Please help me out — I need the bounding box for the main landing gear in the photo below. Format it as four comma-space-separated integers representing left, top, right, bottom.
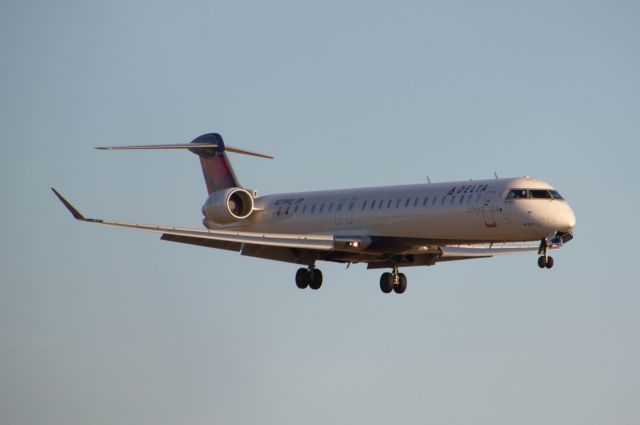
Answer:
537, 239, 554, 269
295, 266, 323, 290
380, 265, 407, 294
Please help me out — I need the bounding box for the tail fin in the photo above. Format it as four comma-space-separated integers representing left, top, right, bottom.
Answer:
96, 133, 273, 195
190, 133, 241, 194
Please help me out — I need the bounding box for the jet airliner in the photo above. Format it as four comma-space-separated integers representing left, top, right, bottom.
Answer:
53, 133, 576, 294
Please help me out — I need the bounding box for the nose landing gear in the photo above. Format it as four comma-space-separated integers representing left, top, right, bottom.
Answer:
537, 255, 554, 269
537, 239, 554, 269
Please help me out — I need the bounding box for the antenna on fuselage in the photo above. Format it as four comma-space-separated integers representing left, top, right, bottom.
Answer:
493, 171, 499, 179
427, 176, 431, 184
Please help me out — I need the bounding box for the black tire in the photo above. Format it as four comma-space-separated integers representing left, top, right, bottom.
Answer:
394, 273, 407, 294
538, 256, 547, 269
545, 256, 554, 269
380, 272, 393, 293
309, 268, 323, 290
295, 268, 310, 289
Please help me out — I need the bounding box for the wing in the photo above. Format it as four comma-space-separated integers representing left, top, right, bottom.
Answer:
52, 188, 339, 251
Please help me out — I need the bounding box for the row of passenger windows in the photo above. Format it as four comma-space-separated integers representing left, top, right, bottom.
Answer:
270, 193, 486, 217
506, 189, 564, 200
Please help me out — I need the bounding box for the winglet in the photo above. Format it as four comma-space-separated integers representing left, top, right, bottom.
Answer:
51, 188, 86, 221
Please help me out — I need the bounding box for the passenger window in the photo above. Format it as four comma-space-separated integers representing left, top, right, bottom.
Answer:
337, 204, 343, 212
432, 197, 438, 206
387, 199, 392, 208
460, 195, 465, 204
396, 199, 401, 208
311, 204, 316, 213
362, 201, 367, 210
328, 203, 334, 212
302, 205, 308, 213
370, 201, 375, 210
294, 205, 299, 213
475, 193, 482, 203
319, 204, 325, 213
441, 197, 446, 205
423, 197, 429, 206
349, 203, 354, 210
450, 196, 456, 205
378, 200, 384, 209
414, 198, 419, 207
405, 198, 410, 207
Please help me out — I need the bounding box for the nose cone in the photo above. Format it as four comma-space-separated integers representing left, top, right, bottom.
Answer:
557, 205, 576, 232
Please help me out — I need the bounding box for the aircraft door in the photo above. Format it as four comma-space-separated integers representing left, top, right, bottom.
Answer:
346, 197, 357, 224
335, 198, 357, 225
481, 191, 497, 228
335, 199, 346, 225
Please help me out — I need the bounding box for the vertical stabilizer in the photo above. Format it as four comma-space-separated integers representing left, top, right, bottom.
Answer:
189, 133, 240, 194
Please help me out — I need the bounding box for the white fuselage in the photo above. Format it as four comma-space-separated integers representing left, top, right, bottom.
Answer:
211, 176, 576, 244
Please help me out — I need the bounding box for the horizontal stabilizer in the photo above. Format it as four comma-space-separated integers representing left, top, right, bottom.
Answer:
96, 143, 218, 150
95, 143, 273, 159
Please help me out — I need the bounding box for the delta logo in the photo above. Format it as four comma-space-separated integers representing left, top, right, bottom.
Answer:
447, 184, 489, 196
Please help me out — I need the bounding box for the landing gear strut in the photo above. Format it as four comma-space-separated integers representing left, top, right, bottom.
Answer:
295, 266, 323, 290
537, 239, 554, 269
380, 265, 407, 294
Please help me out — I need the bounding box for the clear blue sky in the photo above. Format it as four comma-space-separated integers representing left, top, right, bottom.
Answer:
1, 1, 639, 424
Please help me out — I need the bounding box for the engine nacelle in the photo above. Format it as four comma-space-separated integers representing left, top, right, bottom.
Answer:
202, 187, 255, 225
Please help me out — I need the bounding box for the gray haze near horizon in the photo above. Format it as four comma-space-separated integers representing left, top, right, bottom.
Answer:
1, 1, 639, 424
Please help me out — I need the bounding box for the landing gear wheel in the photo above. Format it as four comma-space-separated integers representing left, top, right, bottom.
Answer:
538, 256, 547, 269
295, 268, 310, 289
309, 268, 323, 290
394, 273, 407, 294
538, 256, 555, 269
545, 256, 554, 269
380, 272, 393, 293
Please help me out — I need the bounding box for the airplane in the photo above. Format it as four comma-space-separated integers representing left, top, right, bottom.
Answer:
53, 133, 576, 294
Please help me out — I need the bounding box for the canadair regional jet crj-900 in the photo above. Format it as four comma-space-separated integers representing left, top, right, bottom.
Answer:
53, 133, 576, 294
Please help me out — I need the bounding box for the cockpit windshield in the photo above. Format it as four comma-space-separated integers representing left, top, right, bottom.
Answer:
506, 189, 563, 200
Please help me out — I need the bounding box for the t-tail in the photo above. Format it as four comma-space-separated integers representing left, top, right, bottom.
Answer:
96, 133, 273, 194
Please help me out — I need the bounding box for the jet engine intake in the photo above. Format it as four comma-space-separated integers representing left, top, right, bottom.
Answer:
202, 187, 254, 225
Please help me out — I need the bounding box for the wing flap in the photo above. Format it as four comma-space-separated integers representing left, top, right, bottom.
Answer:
440, 244, 540, 258
160, 234, 242, 252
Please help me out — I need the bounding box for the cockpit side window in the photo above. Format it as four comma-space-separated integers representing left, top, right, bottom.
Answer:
549, 190, 564, 200
507, 189, 529, 199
